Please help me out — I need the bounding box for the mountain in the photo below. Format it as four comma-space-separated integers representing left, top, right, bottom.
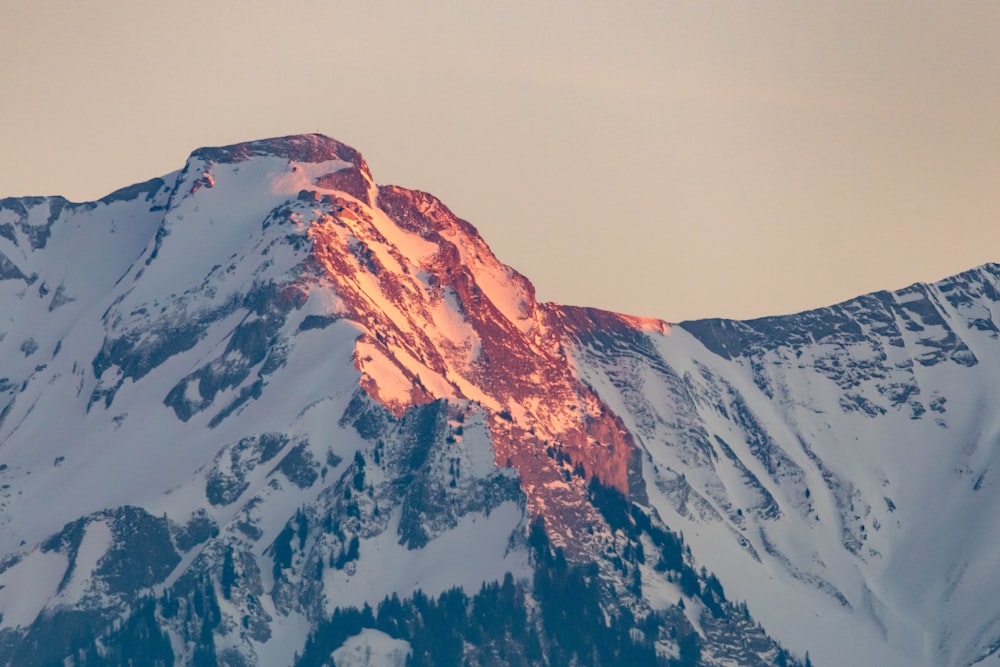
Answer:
0, 134, 995, 666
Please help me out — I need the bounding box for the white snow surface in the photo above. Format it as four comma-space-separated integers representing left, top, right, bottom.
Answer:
0, 549, 67, 630
322, 501, 529, 613
331, 628, 411, 667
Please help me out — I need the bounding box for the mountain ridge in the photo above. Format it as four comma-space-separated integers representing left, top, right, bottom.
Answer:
1, 134, 998, 666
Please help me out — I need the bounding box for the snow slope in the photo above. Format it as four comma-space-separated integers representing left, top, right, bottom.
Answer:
567, 267, 1000, 666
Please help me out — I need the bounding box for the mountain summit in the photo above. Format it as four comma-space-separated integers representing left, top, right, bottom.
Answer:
1, 135, 999, 666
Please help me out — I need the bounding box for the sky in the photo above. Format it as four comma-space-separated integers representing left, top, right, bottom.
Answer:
3, 1, 1000, 322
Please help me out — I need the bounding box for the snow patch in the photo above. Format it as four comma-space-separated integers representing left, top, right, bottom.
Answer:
56, 519, 112, 606
331, 628, 411, 667
322, 501, 529, 613
0, 549, 68, 629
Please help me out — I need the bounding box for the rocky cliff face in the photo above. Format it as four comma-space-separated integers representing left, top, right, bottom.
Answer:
1, 134, 995, 666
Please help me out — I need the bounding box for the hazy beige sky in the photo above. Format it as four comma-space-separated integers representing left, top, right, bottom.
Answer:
3, 1, 1000, 322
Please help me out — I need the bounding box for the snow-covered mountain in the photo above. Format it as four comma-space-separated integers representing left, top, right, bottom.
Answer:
0, 134, 995, 666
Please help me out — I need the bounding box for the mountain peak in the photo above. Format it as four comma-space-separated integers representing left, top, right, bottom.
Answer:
34, 133, 644, 551
190, 133, 367, 168
174, 133, 375, 206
